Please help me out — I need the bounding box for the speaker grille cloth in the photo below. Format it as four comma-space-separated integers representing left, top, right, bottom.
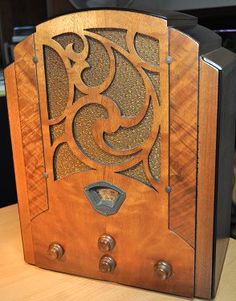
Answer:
44, 29, 161, 184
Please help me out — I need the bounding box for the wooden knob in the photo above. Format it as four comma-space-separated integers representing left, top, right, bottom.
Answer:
98, 234, 115, 252
99, 256, 116, 273
48, 243, 64, 260
154, 261, 172, 280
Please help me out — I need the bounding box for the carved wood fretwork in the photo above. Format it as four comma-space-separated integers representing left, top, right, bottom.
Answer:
39, 18, 163, 191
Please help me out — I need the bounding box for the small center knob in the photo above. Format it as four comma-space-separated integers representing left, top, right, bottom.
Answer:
99, 255, 116, 273
48, 243, 64, 260
154, 261, 172, 280
98, 234, 115, 252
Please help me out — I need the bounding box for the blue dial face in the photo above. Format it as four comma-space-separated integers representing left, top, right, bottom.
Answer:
85, 181, 126, 216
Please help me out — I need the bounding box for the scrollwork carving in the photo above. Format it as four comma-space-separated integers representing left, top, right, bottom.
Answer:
43, 28, 162, 190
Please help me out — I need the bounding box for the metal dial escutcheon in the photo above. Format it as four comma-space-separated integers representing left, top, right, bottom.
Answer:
154, 261, 172, 280
98, 234, 115, 252
99, 255, 116, 273
48, 243, 64, 260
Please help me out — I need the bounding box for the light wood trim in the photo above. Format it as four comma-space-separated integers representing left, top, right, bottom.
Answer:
4, 64, 35, 264
195, 58, 219, 298
35, 10, 168, 180
14, 35, 48, 220
1, 204, 236, 301
31, 11, 194, 297
4, 11, 197, 296
169, 28, 198, 247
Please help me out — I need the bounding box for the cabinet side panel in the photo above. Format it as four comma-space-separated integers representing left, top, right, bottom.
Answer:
212, 50, 236, 298
195, 59, 219, 299
14, 35, 48, 220
199, 48, 236, 298
169, 28, 198, 247
4, 64, 35, 264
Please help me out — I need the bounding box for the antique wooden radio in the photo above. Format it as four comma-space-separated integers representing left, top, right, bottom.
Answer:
4, 3, 236, 299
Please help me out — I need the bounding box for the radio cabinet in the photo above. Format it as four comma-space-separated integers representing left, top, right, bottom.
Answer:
4, 6, 236, 299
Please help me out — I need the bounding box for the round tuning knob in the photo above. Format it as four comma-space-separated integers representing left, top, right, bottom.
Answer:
98, 234, 115, 252
48, 243, 64, 260
154, 261, 172, 280
99, 255, 116, 273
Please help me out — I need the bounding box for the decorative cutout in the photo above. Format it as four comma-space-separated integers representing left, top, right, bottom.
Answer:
149, 132, 161, 181
87, 28, 128, 51
44, 46, 69, 119
73, 103, 134, 164
103, 50, 146, 117
119, 161, 152, 187
82, 37, 110, 87
134, 33, 159, 66
104, 102, 153, 151
85, 181, 126, 216
53, 32, 84, 53
50, 119, 65, 144
43, 28, 162, 187
145, 70, 161, 104
73, 86, 86, 103
54, 143, 91, 180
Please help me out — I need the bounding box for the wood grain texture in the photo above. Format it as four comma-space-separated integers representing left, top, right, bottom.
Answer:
32, 11, 194, 297
4, 64, 35, 264
4, 10, 201, 298
1, 204, 236, 301
14, 35, 48, 219
35, 10, 168, 211
169, 28, 198, 248
195, 58, 219, 299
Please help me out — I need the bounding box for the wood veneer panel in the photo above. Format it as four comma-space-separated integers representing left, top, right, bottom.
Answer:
195, 58, 219, 299
4, 64, 35, 264
169, 28, 198, 247
14, 35, 48, 219
31, 11, 194, 297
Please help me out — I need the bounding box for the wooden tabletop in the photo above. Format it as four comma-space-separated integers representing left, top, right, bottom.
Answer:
0, 204, 235, 301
